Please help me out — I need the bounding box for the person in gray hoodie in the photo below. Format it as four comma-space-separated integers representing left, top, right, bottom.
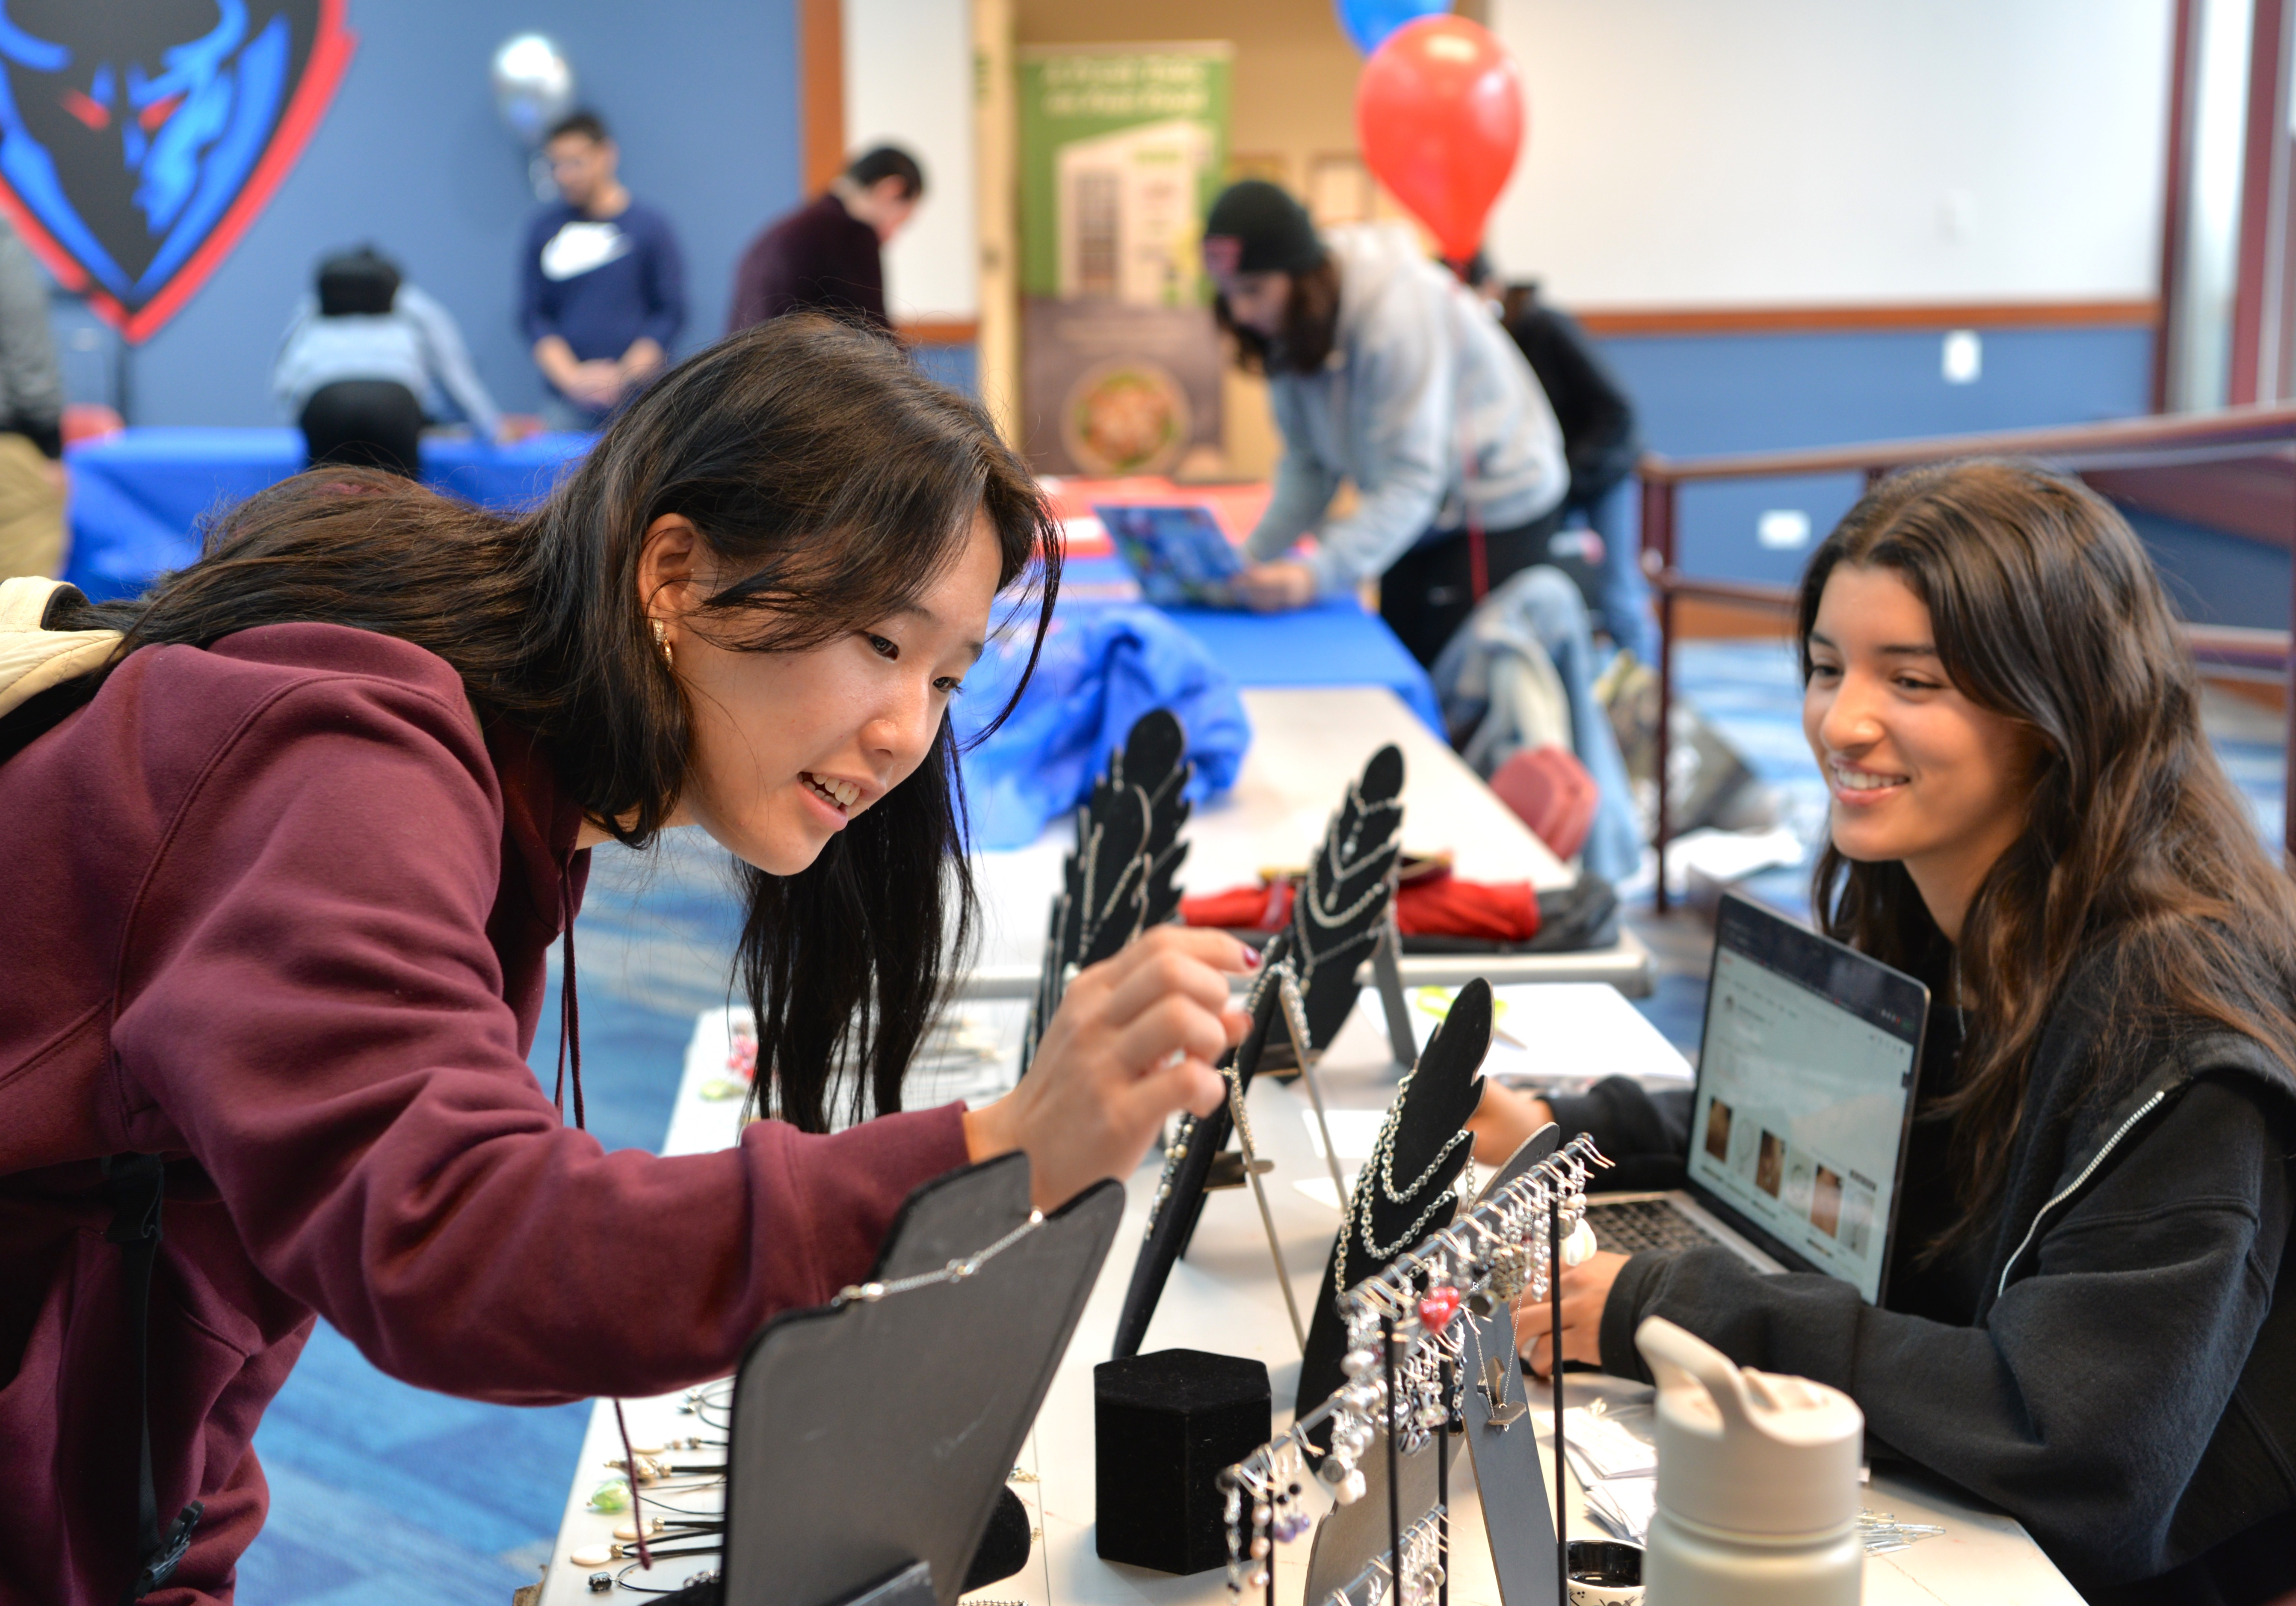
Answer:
1205, 181, 1641, 881
1204, 180, 1568, 667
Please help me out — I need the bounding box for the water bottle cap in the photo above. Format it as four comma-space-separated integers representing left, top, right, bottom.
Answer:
1637, 1316, 1863, 1536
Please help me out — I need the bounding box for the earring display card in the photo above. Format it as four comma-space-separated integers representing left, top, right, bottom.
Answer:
1295, 981, 1492, 1425
719, 1155, 1122, 1606
1110, 745, 1407, 1360
1300, 1425, 1458, 1606
1459, 1124, 1565, 1606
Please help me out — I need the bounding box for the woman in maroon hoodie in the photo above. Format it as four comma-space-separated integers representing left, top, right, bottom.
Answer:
0, 317, 1252, 1604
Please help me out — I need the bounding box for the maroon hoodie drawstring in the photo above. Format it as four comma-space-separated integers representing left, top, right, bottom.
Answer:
552, 873, 585, 1130
557, 860, 647, 1567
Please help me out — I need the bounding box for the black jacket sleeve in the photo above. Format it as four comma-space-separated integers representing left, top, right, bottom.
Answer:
1507, 307, 1638, 501
1547, 1075, 1693, 1191
1595, 1075, 2292, 1588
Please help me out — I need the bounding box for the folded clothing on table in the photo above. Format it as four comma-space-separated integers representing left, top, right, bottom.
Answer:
1180, 859, 1618, 952
955, 604, 1252, 850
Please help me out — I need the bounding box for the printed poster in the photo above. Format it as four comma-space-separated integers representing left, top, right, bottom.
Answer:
1017, 43, 1229, 478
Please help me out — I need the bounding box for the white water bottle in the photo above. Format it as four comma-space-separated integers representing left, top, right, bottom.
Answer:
1636, 1316, 1864, 1606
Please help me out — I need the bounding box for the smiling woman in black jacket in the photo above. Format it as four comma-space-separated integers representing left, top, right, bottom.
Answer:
1497, 459, 2296, 1605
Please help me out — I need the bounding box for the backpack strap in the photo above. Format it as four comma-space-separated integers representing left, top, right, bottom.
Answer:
100, 1154, 203, 1602
0, 575, 123, 720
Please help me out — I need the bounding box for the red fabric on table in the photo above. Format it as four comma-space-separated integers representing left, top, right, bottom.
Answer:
1181, 866, 1540, 943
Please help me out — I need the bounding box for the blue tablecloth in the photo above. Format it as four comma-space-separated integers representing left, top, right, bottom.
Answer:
1057, 555, 1442, 731
56, 429, 1441, 730
62, 427, 591, 602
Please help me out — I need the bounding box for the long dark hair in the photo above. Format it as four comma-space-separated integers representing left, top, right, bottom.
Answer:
1798, 458, 2296, 1248
42, 317, 1061, 1133
1214, 256, 1341, 376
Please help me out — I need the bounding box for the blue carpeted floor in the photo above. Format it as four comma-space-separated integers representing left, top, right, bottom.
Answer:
234, 644, 2290, 1600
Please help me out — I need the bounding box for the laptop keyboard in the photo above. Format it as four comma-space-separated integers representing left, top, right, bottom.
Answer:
1585, 1198, 1726, 1256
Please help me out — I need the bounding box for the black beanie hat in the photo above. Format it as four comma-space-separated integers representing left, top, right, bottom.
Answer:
1203, 180, 1325, 277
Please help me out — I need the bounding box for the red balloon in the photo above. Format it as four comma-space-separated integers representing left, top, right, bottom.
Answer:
1355, 16, 1524, 263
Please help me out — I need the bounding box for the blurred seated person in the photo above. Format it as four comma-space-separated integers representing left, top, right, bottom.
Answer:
273, 246, 525, 478
1468, 255, 1658, 664
523, 110, 686, 429
727, 145, 925, 334
0, 213, 65, 579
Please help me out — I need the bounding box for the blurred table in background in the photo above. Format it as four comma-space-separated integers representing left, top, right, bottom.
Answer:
61, 427, 591, 601
1043, 475, 1444, 730
57, 450, 1443, 730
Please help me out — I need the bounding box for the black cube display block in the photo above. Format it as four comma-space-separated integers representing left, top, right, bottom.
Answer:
1094, 1349, 1271, 1574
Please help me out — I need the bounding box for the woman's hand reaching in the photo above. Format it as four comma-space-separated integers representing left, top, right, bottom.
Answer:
1233, 560, 1318, 612
962, 927, 1255, 1211
1514, 1250, 1629, 1377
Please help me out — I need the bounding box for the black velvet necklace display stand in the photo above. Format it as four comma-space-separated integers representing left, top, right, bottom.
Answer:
1296, 979, 1491, 1428
1284, 1110, 1584, 1606
699, 1154, 1121, 1606
1021, 709, 1192, 1075
1110, 744, 1407, 1362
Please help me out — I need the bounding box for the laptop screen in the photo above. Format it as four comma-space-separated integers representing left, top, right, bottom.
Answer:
1684, 894, 1928, 1304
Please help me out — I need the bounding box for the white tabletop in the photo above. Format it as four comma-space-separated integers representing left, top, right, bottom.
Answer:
965, 687, 1654, 1000
538, 991, 2079, 1605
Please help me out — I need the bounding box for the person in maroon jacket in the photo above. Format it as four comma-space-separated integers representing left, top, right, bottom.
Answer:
727, 146, 925, 334
0, 315, 1251, 1605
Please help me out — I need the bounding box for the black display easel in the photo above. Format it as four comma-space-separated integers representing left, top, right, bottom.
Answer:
1295, 980, 1491, 1425
1021, 710, 1192, 1076
1110, 745, 1407, 1361
717, 1155, 1122, 1606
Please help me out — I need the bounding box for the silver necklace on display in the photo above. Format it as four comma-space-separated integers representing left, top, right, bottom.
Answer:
831, 1209, 1046, 1307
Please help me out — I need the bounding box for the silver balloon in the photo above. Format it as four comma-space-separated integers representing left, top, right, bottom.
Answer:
490, 33, 575, 148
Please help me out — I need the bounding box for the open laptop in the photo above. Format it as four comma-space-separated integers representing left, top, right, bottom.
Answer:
1096, 503, 1244, 607
1585, 892, 1929, 1304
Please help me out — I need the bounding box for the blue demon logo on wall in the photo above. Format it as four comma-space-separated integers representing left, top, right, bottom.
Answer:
0, 0, 353, 341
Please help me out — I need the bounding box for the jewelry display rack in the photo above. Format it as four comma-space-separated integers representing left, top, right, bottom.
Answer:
715, 1153, 1124, 1606
1216, 1130, 1610, 1606
1111, 746, 1408, 1360
1295, 980, 1492, 1427
1021, 710, 1193, 1076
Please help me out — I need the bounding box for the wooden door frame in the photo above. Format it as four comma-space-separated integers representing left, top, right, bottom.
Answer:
801, 0, 845, 195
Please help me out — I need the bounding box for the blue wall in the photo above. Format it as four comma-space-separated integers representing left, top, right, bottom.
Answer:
1596, 323, 2157, 587
118, 0, 801, 427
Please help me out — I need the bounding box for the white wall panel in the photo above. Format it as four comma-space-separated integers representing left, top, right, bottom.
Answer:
1485, 0, 2174, 307
845, 0, 979, 318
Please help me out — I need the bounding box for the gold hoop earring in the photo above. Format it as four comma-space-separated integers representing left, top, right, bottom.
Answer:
651, 618, 674, 668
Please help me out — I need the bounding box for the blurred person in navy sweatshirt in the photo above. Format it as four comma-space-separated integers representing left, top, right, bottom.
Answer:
520, 110, 686, 430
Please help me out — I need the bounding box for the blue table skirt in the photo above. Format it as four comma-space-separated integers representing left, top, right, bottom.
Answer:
1057, 555, 1442, 732
62, 427, 591, 602
57, 430, 1442, 731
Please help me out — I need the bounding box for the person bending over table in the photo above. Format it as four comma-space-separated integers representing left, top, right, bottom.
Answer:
274, 245, 530, 478
1485, 460, 2296, 1606
0, 317, 1251, 1606
1201, 181, 1642, 880
1201, 179, 1568, 668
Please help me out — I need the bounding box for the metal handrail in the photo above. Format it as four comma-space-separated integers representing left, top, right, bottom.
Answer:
1640, 405, 2296, 910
